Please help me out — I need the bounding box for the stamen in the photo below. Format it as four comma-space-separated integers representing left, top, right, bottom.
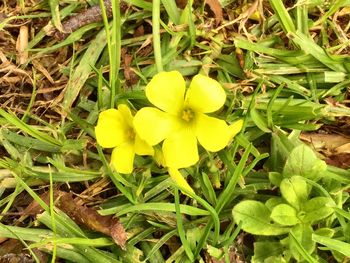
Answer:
181, 108, 195, 122
127, 129, 135, 140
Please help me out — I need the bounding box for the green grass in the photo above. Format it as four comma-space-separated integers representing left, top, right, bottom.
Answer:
0, 0, 350, 262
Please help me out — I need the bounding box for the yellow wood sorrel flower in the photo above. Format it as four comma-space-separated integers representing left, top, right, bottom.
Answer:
134, 71, 243, 169
154, 147, 194, 194
95, 104, 154, 174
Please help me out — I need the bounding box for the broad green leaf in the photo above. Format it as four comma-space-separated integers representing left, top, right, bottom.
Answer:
271, 204, 299, 226
314, 228, 335, 238
312, 234, 350, 258
302, 197, 334, 224
252, 242, 285, 263
265, 197, 285, 211
289, 224, 315, 262
269, 172, 283, 186
233, 200, 290, 236
250, 108, 271, 133
283, 144, 327, 180
280, 176, 308, 210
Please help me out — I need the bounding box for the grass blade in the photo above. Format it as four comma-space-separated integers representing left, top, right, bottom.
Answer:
269, 0, 296, 33
312, 234, 350, 257
62, 28, 107, 111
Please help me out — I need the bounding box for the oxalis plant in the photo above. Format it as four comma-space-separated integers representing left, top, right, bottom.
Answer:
233, 139, 350, 263
95, 71, 243, 193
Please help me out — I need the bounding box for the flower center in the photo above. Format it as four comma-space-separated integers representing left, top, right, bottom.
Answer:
181, 108, 195, 122
127, 129, 136, 141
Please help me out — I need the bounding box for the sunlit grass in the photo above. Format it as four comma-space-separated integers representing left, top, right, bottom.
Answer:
0, 0, 350, 262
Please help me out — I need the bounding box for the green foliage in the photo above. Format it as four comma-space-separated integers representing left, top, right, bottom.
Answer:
283, 145, 327, 181
270, 204, 299, 226
1, 0, 350, 262
233, 137, 349, 262
233, 200, 290, 235
280, 176, 309, 210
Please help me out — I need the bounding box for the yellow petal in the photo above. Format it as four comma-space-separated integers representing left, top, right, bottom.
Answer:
118, 104, 133, 127
229, 119, 243, 139
133, 107, 179, 146
162, 128, 199, 168
186, 74, 226, 113
111, 143, 135, 174
168, 168, 194, 194
196, 113, 230, 152
95, 109, 127, 148
154, 146, 166, 167
146, 71, 185, 114
134, 134, 154, 156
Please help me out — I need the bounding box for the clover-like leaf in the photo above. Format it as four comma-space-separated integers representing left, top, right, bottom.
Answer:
283, 144, 326, 180
280, 176, 308, 210
233, 200, 290, 236
302, 197, 334, 224
265, 197, 285, 211
271, 204, 299, 226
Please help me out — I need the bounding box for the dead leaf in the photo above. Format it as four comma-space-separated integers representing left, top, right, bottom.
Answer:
0, 239, 23, 256
0, 239, 48, 263
301, 132, 350, 169
32, 60, 55, 84
335, 143, 350, 154
338, 7, 350, 16
0, 253, 34, 263
15, 26, 28, 65
122, 52, 139, 86
17, 191, 62, 223
175, 0, 187, 9
325, 153, 350, 169
53, 0, 129, 40
217, 0, 260, 33
57, 192, 127, 249
0, 13, 8, 22
17, 190, 127, 249
205, 0, 223, 25
300, 133, 350, 150
133, 25, 144, 38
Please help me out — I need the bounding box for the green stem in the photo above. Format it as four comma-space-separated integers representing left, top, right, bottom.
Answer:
111, 0, 121, 106
174, 188, 194, 262
152, 0, 163, 72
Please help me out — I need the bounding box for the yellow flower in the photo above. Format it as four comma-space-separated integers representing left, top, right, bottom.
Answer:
134, 71, 243, 169
153, 147, 195, 194
168, 168, 194, 194
95, 104, 154, 174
